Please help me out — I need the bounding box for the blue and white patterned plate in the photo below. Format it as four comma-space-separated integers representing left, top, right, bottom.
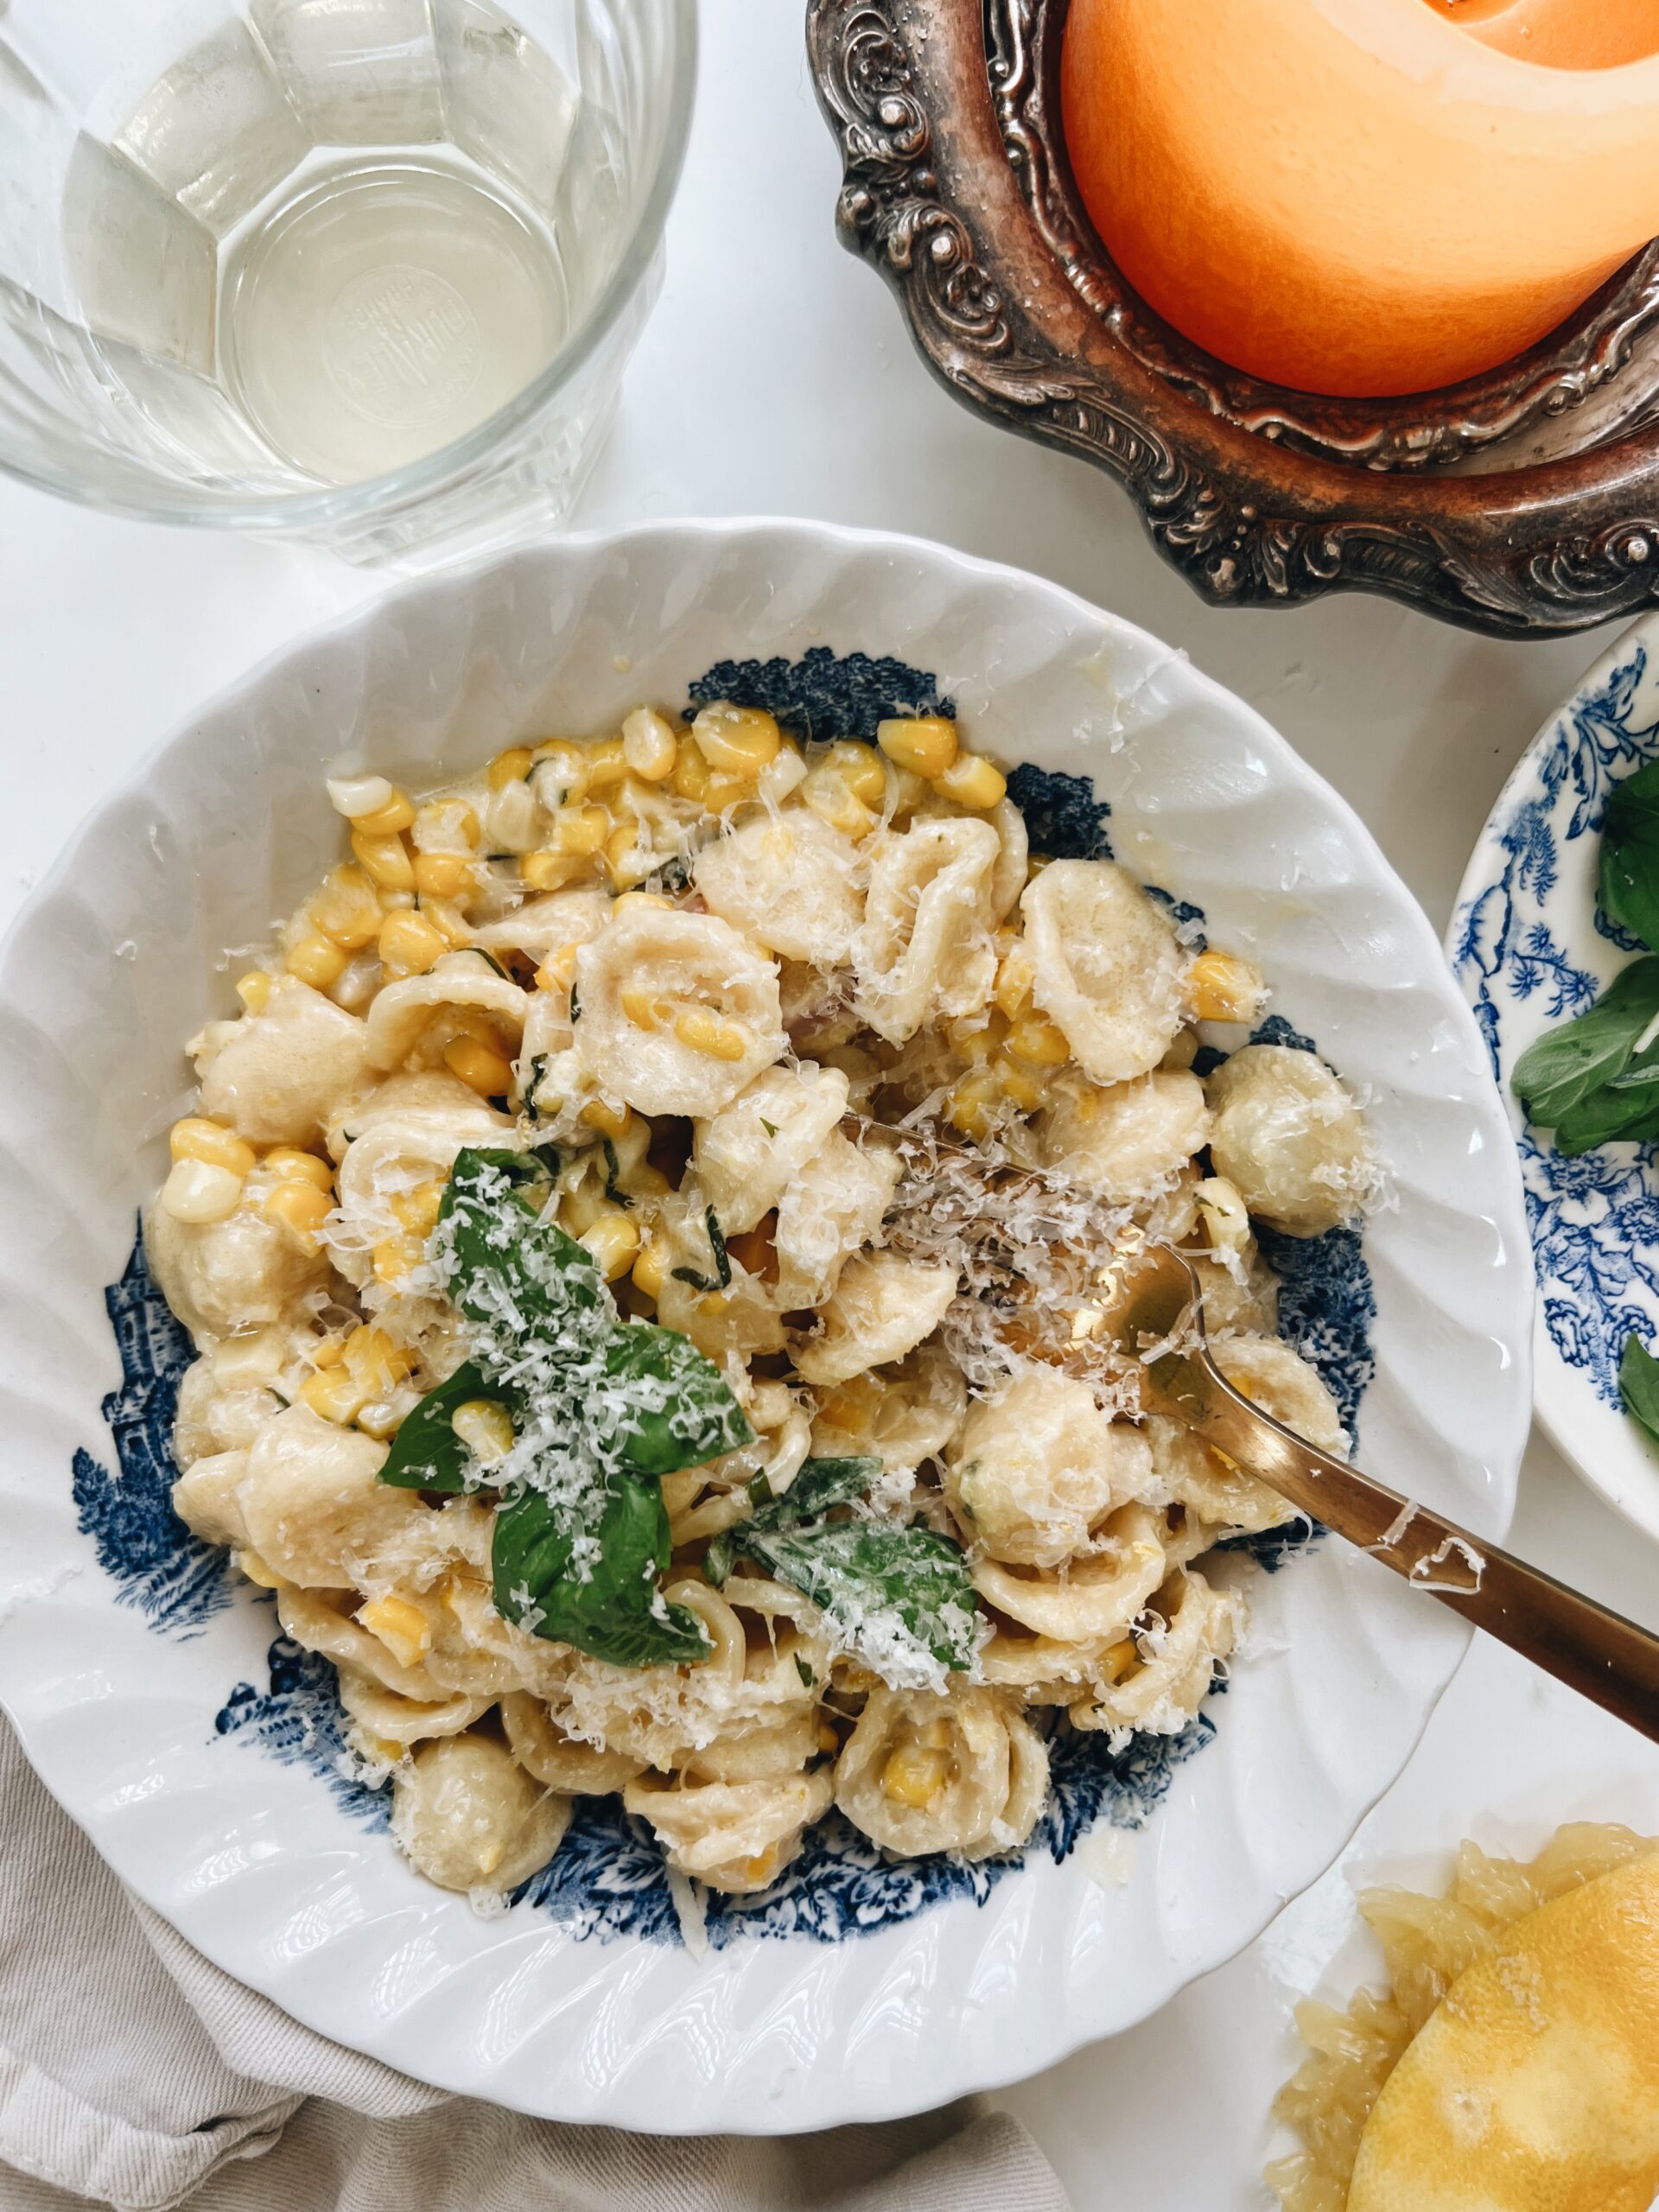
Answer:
0, 521, 1529, 2133
1452, 613, 1659, 1545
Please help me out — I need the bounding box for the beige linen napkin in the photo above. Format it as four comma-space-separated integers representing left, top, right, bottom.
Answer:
0, 1722, 1070, 2212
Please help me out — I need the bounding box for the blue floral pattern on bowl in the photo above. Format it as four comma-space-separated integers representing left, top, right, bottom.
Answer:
1452, 639, 1659, 1417
74, 645, 1377, 1948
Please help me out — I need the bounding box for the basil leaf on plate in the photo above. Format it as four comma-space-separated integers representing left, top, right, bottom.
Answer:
492, 1478, 712, 1667
378, 1359, 503, 1491
1511, 957, 1659, 1131
1600, 760, 1659, 951
436, 1147, 606, 1337
703, 1454, 880, 1586
1619, 1335, 1659, 1447
604, 1320, 754, 1478
730, 1519, 981, 1681
1552, 1082, 1659, 1156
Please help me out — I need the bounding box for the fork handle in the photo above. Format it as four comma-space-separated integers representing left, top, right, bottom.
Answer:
1194, 1372, 1659, 1745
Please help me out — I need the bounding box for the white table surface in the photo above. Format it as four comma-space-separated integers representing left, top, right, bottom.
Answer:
5, 4, 1659, 2206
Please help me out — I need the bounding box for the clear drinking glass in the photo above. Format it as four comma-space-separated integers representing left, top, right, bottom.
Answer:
0, 0, 694, 562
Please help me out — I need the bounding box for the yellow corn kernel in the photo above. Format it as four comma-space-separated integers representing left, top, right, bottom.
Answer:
621, 707, 679, 781
235, 970, 272, 1014
161, 1157, 245, 1225
263, 1180, 334, 1249
389, 1179, 445, 1237
1195, 1174, 1250, 1257
1100, 1638, 1138, 1686
372, 1235, 422, 1285
995, 1057, 1046, 1113
881, 1744, 950, 1810
821, 739, 887, 806
344, 1325, 415, 1393
550, 803, 611, 856
1188, 949, 1266, 1025
264, 1147, 334, 1192
603, 823, 652, 890
443, 1035, 514, 1097
310, 1332, 347, 1370
535, 944, 580, 995
993, 943, 1037, 1020
531, 740, 592, 807
758, 741, 808, 805
487, 746, 535, 791
351, 830, 415, 893
946, 1069, 1002, 1143
238, 1549, 284, 1591
801, 762, 877, 840
359, 1594, 431, 1669
417, 897, 472, 950
413, 798, 481, 853
671, 740, 713, 804
613, 889, 674, 916
1004, 1014, 1071, 1067
325, 773, 394, 821
583, 734, 628, 789
702, 771, 756, 813
412, 851, 474, 900
522, 850, 588, 893
300, 1363, 367, 1425
351, 788, 416, 838
284, 933, 349, 989
169, 1117, 257, 1178
378, 910, 448, 978
675, 1010, 748, 1060
453, 1398, 516, 1464
877, 715, 958, 779
935, 751, 1007, 810
690, 702, 781, 778
580, 1096, 632, 1141
631, 1241, 667, 1301
309, 864, 384, 950
620, 987, 670, 1031
580, 1207, 642, 1281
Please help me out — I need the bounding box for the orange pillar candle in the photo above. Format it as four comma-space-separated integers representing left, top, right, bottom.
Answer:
1062, 0, 1659, 396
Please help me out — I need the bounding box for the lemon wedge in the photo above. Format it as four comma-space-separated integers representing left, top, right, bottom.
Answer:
1348, 1851, 1659, 2212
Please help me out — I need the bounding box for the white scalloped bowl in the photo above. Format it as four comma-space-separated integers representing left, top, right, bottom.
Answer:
0, 520, 1529, 2133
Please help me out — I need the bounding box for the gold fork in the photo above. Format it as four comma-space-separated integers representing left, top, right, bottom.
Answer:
1102, 1244, 1659, 1745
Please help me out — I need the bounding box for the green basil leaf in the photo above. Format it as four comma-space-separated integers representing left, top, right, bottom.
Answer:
779, 1455, 883, 1518
706, 1455, 881, 1587
1620, 1335, 1659, 1446
601, 1137, 633, 1208
670, 1205, 731, 1294
1552, 1084, 1659, 1155
603, 1321, 755, 1477
730, 1519, 980, 1680
437, 1148, 602, 1336
1600, 760, 1659, 951
491, 1479, 711, 1667
1511, 957, 1659, 1129
378, 1360, 504, 1491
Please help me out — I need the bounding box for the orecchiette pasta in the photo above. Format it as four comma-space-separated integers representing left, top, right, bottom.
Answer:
1039, 1069, 1211, 1205
198, 980, 370, 1147
853, 818, 1000, 1043
693, 1063, 849, 1235
834, 1687, 1048, 1859
945, 1368, 1154, 1567
391, 1735, 572, 1894
1205, 1044, 1373, 1236
693, 810, 865, 965
1020, 860, 1187, 1085
573, 906, 785, 1116
791, 1249, 958, 1386
149, 704, 1372, 1910
625, 1770, 835, 1893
